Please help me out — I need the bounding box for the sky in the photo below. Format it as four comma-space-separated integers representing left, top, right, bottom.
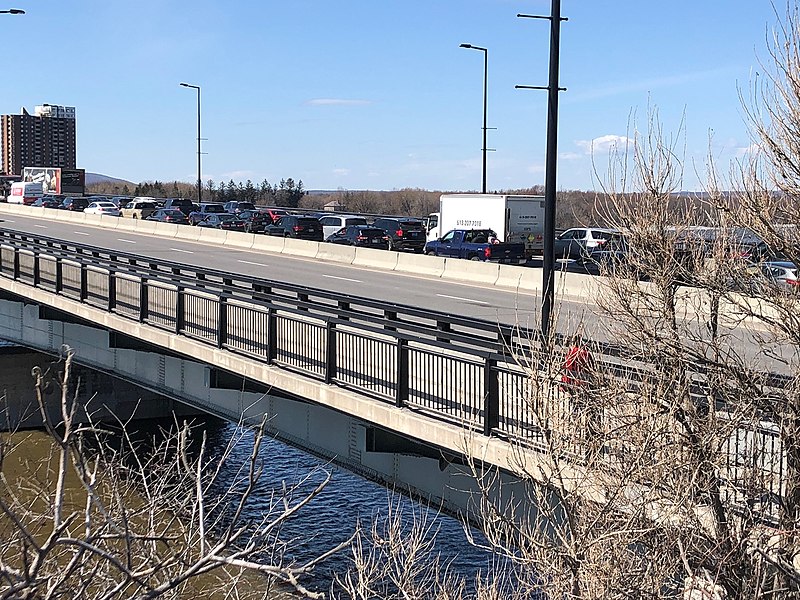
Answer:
0, 1, 783, 192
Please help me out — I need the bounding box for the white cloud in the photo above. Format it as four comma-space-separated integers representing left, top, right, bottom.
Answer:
575, 135, 632, 155
306, 98, 372, 106
220, 170, 255, 180
735, 143, 761, 157
332, 168, 350, 176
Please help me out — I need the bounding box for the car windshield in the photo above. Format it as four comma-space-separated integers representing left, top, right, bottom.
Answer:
205, 204, 225, 212
345, 218, 368, 226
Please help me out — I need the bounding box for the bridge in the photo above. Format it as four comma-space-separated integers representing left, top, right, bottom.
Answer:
0, 204, 789, 523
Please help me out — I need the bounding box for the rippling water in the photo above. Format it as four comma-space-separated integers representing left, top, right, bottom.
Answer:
199, 418, 496, 594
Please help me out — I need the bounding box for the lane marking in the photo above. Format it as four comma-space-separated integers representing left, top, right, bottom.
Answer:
33, 224, 48, 229
322, 274, 362, 283
169, 247, 194, 254
436, 293, 490, 306
238, 259, 269, 268
73, 231, 90, 236
116, 238, 137, 244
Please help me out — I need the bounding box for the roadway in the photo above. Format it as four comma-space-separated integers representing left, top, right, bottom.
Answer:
0, 213, 573, 331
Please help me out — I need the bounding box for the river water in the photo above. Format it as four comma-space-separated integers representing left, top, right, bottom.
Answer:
199, 417, 498, 595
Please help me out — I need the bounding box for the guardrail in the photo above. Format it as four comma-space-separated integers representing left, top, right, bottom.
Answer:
0, 227, 789, 524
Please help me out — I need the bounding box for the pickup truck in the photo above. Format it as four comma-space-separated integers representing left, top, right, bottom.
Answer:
424, 229, 526, 263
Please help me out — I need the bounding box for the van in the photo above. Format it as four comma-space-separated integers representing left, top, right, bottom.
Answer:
7, 182, 44, 205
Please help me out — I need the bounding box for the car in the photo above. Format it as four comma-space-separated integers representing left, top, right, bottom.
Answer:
553, 228, 623, 260
262, 208, 289, 222
58, 197, 90, 212
121, 199, 158, 219
318, 214, 368, 240
145, 208, 189, 224
237, 209, 272, 233
84, 201, 121, 217
372, 217, 427, 252
188, 202, 227, 225
32, 195, 64, 208
162, 198, 196, 216
196, 213, 247, 231
265, 215, 324, 240
757, 261, 800, 291
326, 225, 390, 248
224, 200, 256, 214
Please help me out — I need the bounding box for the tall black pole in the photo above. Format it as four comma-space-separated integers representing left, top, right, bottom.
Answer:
196, 87, 202, 203
541, 0, 562, 340
180, 82, 202, 203
460, 43, 489, 194
481, 48, 488, 194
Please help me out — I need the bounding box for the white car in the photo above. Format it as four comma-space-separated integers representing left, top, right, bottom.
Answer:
318, 214, 368, 240
84, 201, 121, 217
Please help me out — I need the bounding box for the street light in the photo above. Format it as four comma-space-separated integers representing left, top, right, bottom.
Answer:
460, 43, 488, 194
0, 8, 25, 14
179, 82, 202, 203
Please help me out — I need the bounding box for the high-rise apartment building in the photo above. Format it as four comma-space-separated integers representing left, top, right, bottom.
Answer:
1, 103, 76, 176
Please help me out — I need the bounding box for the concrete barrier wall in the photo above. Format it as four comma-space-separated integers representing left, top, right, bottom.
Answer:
251, 235, 286, 253
315, 242, 357, 264
282, 237, 320, 258
174, 224, 202, 241
394, 252, 445, 278
223, 231, 255, 250
353, 247, 399, 270
496, 264, 541, 292
153, 221, 179, 238
441, 258, 500, 286
199, 227, 229, 244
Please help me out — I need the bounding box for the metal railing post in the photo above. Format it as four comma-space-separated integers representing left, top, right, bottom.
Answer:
108, 272, 116, 311
218, 296, 228, 348
325, 321, 336, 384
139, 279, 148, 322
396, 338, 409, 408
175, 286, 184, 333
267, 308, 277, 364
483, 357, 500, 436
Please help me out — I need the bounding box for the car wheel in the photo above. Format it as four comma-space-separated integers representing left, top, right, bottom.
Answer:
469, 255, 481, 261
132, 214, 137, 219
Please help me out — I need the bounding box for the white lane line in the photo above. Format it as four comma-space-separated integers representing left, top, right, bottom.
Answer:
117, 238, 137, 244
436, 293, 490, 306
33, 224, 48, 228
169, 247, 194, 254
322, 274, 362, 283
73, 231, 90, 236
238, 260, 269, 267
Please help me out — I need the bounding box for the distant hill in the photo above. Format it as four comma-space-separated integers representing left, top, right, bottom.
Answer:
85, 172, 135, 187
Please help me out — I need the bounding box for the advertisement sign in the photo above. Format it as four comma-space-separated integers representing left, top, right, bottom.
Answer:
22, 167, 85, 195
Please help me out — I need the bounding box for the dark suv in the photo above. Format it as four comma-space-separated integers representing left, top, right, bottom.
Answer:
265, 215, 324, 241
162, 198, 195, 216
372, 217, 426, 252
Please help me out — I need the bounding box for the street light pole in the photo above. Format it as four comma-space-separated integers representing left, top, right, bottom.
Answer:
516, 1, 566, 341
179, 82, 202, 203
460, 43, 488, 194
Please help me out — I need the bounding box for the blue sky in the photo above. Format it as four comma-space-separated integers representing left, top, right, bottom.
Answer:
0, 1, 779, 191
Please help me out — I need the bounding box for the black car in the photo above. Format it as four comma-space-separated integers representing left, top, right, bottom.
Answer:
237, 209, 271, 233
327, 225, 390, 249
265, 215, 324, 241
59, 197, 90, 211
196, 213, 247, 231
224, 200, 256, 214
372, 217, 427, 252
146, 208, 190, 224
32, 195, 64, 208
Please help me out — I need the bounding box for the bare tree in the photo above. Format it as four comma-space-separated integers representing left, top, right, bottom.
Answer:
0, 347, 350, 599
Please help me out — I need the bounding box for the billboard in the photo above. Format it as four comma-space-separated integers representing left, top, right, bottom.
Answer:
22, 167, 85, 195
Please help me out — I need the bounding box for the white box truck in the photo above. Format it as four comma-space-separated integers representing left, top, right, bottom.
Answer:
426, 194, 545, 255
6, 181, 44, 205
